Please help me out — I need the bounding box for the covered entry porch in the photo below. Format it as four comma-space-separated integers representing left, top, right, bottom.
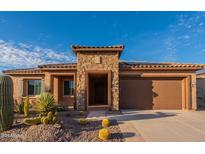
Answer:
44, 72, 76, 108
86, 70, 112, 110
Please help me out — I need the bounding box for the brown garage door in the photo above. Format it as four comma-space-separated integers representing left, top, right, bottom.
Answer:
120, 77, 183, 110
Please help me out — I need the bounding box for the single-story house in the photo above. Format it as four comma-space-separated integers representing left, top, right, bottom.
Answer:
3, 45, 205, 111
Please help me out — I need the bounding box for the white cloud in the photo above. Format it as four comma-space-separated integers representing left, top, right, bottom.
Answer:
199, 22, 204, 26
0, 39, 76, 70
162, 37, 177, 62
172, 12, 205, 33
177, 35, 190, 40
18, 43, 33, 49
164, 12, 205, 60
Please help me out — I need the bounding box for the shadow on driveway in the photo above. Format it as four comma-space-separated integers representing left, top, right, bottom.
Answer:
107, 110, 178, 122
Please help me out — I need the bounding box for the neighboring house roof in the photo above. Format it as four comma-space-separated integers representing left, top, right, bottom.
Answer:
72, 45, 124, 56
3, 61, 205, 75
196, 69, 205, 75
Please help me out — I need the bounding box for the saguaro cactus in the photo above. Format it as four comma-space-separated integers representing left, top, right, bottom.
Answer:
23, 96, 29, 117
0, 75, 14, 131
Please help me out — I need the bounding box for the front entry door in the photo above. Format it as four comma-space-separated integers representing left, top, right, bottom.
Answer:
89, 75, 108, 105
94, 78, 107, 104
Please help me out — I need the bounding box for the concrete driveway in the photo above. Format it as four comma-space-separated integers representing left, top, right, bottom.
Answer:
108, 110, 205, 141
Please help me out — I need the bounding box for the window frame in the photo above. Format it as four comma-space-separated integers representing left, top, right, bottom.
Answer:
27, 79, 42, 96
63, 79, 74, 97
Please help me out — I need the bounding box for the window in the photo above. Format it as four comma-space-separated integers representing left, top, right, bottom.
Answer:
63, 80, 74, 96
27, 80, 42, 96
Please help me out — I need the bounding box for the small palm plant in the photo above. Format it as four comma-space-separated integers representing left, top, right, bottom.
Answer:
35, 92, 55, 114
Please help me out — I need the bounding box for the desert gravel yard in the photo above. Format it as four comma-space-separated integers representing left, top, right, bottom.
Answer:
5, 109, 205, 142
0, 111, 124, 142
111, 110, 205, 142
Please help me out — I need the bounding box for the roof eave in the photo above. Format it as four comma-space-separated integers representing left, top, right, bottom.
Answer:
40, 68, 77, 71
3, 71, 44, 75
71, 45, 124, 57
120, 67, 205, 71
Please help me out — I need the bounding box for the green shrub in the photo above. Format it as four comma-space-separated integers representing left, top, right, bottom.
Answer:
23, 97, 29, 117
23, 117, 41, 125
34, 92, 55, 114
0, 75, 14, 131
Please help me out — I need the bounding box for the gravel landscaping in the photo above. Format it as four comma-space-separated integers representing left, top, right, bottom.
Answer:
0, 111, 124, 142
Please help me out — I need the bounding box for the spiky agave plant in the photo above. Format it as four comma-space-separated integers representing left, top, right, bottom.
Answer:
35, 92, 55, 114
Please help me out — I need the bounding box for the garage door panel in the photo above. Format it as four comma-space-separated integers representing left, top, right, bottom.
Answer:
120, 79, 153, 109
120, 77, 183, 110
152, 79, 182, 109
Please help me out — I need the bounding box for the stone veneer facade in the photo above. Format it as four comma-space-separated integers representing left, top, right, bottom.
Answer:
76, 51, 119, 110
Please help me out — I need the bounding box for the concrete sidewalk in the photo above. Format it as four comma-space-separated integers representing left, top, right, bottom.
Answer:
87, 110, 106, 119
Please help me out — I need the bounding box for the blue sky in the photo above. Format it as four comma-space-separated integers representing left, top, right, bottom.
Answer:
0, 11, 205, 71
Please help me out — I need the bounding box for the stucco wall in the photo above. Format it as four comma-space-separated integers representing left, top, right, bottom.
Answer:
11, 75, 44, 106
58, 76, 74, 106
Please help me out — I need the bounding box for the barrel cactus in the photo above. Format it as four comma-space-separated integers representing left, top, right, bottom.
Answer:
78, 118, 88, 125
41, 117, 49, 124
99, 128, 110, 141
0, 75, 14, 131
47, 111, 53, 121
102, 118, 110, 127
